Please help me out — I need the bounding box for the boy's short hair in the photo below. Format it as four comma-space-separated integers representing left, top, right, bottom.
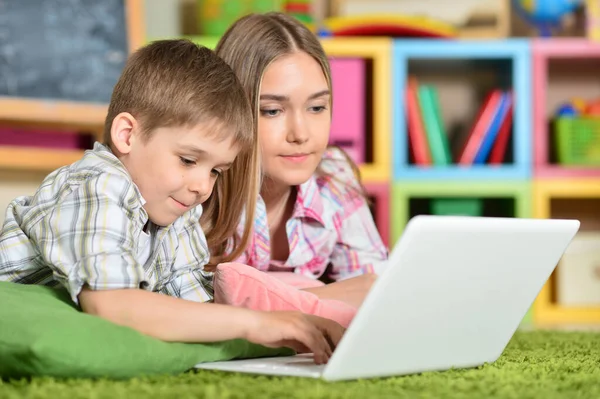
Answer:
103, 39, 252, 149
103, 39, 259, 269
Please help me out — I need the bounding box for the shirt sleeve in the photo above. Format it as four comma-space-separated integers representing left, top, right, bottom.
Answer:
319, 147, 389, 281
160, 213, 214, 303
328, 195, 389, 281
29, 172, 147, 303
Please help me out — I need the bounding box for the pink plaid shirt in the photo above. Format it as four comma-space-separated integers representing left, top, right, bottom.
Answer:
236, 148, 388, 281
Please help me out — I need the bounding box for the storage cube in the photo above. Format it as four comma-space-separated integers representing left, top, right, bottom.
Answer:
557, 232, 600, 306
329, 58, 365, 164
430, 198, 483, 216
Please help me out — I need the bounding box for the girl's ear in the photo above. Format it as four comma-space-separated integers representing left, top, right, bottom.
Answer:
110, 112, 139, 155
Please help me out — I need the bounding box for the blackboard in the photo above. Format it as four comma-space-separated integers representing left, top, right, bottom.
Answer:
0, 0, 129, 104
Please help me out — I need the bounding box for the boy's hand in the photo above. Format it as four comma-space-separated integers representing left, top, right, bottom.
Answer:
244, 311, 346, 365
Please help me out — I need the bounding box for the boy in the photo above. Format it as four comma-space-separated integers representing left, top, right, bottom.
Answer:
0, 39, 342, 364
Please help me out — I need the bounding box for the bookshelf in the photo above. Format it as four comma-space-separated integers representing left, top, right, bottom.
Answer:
533, 180, 600, 325
392, 39, 532, 181
320, 38, 392, 182
532, 38, 600, 178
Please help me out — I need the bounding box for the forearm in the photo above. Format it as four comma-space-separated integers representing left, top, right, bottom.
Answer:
301, 273, 377, 308
79, 287, 257, 343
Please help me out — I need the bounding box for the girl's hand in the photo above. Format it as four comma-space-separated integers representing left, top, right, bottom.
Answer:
244, 311, 345, 364
302, 273, 377, 308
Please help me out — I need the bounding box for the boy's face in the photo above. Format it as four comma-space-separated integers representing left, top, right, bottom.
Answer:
117, 120, 239, 227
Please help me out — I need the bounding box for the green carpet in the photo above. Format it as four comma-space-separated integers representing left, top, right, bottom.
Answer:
1, 330, 599, 399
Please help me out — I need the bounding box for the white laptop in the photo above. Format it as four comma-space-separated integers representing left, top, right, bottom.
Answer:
196, 215, 580, 381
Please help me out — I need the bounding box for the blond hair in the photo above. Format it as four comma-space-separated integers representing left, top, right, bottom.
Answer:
215, 13, 366, 200
103, 39, 259, 270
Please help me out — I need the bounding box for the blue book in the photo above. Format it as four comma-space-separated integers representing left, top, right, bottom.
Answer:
473, 92, 512, 165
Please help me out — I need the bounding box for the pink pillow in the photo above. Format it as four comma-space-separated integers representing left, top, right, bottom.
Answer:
266, 272, 325, 289
213, 262, 356, 328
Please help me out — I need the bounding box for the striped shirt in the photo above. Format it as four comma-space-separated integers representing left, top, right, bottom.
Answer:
0, 142, 213, 304
236, 148, 388, 281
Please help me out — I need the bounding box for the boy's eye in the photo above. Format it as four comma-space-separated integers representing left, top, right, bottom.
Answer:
260, 108, 281, 117
179, 157, 196, 166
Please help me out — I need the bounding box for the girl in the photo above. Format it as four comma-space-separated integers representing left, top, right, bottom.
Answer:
216, 13, 389, 307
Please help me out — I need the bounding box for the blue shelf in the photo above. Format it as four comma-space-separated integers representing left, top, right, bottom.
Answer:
392, 39, 532, 181
394, 165, 529, 180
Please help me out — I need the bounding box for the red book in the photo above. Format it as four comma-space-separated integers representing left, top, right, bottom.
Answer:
405, 77, 431, 165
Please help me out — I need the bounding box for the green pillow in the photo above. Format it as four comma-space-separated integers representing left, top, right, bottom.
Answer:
0, 281, 293, 379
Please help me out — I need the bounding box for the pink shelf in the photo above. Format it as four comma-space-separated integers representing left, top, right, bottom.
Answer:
536, 166, 600, 178
533, 39, 600, 177
364, 182, 390, 248
329, 58, 366, 164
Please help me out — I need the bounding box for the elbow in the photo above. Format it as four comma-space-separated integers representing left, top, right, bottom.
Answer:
78, 287, 114, 319
78, 287, 133, 327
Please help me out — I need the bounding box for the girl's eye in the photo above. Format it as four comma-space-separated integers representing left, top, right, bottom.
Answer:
179, 157, 196, 166
309, 105, 327, 113
260, 108, 281, 117
211, 169, 222, 177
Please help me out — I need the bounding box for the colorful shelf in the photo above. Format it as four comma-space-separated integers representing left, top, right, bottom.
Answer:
391, 180, 532, 243
532, 179, 600, 325
532, 39, 600, 178
392, 39, 532, 181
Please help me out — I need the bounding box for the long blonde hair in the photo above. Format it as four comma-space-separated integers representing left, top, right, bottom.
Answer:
215, 13, 365, 202
104, 39, 259, 270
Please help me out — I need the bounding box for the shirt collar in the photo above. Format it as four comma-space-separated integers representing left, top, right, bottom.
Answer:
293, 175, 325, 226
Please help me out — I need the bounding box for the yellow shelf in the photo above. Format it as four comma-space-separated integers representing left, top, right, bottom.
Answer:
0, 146, 84, 173
321, 38, 392, 182
532, 179, 600, 326
0, 97, 108, 127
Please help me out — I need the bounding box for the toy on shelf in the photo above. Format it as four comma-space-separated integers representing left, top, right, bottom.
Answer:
319, 14, 457, 38
553, 98, 600, 166
331, 0, 510, 39
199, 0, 317, 35
555, 97, 600, 118
199, 0, 282, 36
283, 0, 314, 29
512, 0, 583, 37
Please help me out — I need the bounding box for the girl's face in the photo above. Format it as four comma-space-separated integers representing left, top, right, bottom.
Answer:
258, 51, 331, 188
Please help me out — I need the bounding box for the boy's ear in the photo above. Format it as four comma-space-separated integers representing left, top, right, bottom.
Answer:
110, 112, 139, 155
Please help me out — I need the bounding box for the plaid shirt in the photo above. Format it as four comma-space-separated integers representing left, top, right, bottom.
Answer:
237, 148, 388, 281
0, 142, 213, 304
